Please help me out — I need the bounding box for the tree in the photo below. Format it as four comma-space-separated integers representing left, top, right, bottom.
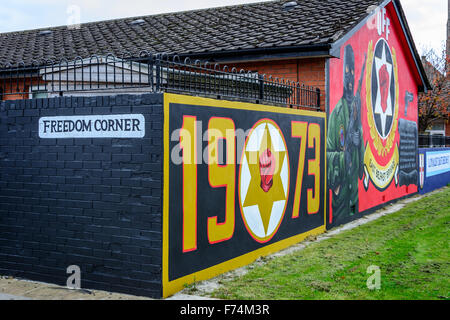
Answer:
418, 46, 450, 133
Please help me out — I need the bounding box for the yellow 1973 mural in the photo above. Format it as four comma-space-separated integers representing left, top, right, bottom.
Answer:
162, 93, 326, 297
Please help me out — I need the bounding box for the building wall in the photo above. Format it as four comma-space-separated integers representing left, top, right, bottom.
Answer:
327, 2, 421, 228
0, 91, 329, 298
163, 93, 327, 297
0, 77, 44, 100
0, 94, 164, 298
0, 81, 30, 100
230, 58, 326, 111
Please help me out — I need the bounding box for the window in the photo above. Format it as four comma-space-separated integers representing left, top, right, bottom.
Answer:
31, 90, 48, 99
431, 122, 445, 131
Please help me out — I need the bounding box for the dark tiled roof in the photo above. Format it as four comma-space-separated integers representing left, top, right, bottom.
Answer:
0, 0, 383, 66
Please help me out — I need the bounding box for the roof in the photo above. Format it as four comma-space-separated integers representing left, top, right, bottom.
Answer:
0, 0, 383, 66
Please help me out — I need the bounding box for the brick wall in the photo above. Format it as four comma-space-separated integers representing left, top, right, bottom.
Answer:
230, 58, 326, 111
1, 79, 34, 101
0, 93, 164, 298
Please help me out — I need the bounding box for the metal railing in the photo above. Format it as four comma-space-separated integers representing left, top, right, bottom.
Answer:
0, 52, 321, 110
419, 134, 450, 148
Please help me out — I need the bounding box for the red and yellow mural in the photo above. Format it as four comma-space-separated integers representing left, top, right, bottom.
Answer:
161, 1, 427, 297
328, 3, 420, 227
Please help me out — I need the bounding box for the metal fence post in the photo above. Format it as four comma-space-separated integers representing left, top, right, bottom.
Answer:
258, 74, 264, 102
316, 88, 321, 110
155, 58, 161, 92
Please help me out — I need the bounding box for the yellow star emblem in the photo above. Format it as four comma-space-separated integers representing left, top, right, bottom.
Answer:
242, 123, 287, 236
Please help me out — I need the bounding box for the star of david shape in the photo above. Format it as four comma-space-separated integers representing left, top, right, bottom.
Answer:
374, 41, 393, 137
242, 124, 287, 235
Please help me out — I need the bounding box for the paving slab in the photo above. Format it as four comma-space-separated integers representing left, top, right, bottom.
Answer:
0, 293, 31, 300
0, 277, 151, 300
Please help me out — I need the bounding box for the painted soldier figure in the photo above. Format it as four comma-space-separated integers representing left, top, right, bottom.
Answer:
327, 45, 365, 223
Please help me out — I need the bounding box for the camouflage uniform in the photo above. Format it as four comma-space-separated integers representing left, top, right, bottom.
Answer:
327, 44, 365, 223
327, 97, 364, 221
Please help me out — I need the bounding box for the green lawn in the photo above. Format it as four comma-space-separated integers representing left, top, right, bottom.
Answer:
211, 187, 450, 300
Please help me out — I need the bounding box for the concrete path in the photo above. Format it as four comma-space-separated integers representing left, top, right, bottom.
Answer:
0, 293, 31, 300
0, 276, 151, 300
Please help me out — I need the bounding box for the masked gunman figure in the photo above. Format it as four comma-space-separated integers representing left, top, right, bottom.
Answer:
327, 45, 365, 223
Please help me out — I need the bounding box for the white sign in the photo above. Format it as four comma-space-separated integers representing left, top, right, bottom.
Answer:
39, 114, 145, 139
426, 150, 450, 177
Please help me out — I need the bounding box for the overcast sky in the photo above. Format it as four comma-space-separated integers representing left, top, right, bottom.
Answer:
0, 0, 447, 55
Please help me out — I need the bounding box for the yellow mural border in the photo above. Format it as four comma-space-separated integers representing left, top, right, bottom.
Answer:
162, 93, 327, 298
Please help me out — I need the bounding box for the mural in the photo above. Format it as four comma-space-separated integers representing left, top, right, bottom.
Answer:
328, 4, 419, 228
163, 93, 326, 297
327, 44, 366, 224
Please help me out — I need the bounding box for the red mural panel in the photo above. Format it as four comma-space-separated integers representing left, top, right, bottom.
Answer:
327, 2, 420, 227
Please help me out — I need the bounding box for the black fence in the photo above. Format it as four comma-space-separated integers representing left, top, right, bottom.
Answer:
0, 52, 321, 110
419, 134, 450, 148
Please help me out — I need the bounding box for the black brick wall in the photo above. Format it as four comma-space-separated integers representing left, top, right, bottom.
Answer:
0, 94, 164, 298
